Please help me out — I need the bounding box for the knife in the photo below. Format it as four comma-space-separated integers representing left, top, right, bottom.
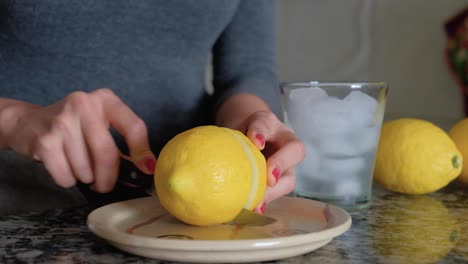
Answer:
119, 154, 276, 226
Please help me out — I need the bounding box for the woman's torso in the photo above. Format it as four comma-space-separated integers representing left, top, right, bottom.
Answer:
0, 0, 241, 151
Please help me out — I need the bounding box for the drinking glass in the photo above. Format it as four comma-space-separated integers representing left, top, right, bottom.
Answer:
280, 82, 388, 209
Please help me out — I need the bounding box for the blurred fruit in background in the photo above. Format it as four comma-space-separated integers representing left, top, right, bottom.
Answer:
449, 118, 468, 185
444, 6, 468, 116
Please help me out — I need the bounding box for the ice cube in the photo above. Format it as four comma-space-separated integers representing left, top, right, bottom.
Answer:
303, 96, 358, 156
344, 91, 378, 128
307, 96, 351, 137
287, 87, 328, 135
315, 134, 357, 157
297, 143, 322, 178
352, 126, 381, 154
334, 180, 363, 197
295, 144, 321, 195
319, 156, 367, 181
289, 87, 328, 102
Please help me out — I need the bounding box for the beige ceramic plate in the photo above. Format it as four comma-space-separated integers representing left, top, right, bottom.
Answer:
87, 196, 351, 263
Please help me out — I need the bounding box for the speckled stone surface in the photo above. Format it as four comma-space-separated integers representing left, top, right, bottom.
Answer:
1, 184, 467, 264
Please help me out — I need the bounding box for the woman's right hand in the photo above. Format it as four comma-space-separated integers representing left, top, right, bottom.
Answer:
0, 88, 156, 192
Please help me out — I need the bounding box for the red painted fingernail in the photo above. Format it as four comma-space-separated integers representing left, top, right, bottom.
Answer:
259, 202, 266, 214
255, 133, 265, 148
272, 168, 280, 182
144, 158, 156, 172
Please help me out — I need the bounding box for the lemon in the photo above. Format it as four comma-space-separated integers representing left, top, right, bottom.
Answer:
371, 195, 459, 263
449, 118, 468, 185
154, 126, 267, 226
374, 118, 462, 194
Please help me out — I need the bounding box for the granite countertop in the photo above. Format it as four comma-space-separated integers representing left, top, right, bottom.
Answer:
0, 184, 467, 264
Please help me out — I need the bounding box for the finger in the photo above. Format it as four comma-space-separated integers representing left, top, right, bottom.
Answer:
254, 201, 267, 214
245, 112, 299, 150
270, 126, 300, 147
266, 138, 305, 186
93, 89, 156, 174
81, 112, 120, 193
62, 116, 94, 184
245, 115, 274, 150
255, 168, 296, 212
34, 134, 76, 188
265, 168, 296, 204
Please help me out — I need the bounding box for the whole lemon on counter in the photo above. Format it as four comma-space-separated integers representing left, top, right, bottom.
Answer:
370, 195, 459, 263
154, 126, 267, 226
449, 118, 468, 185
374, 118, 462, 194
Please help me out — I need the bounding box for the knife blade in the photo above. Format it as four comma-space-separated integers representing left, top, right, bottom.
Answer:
225, 208, 276, 226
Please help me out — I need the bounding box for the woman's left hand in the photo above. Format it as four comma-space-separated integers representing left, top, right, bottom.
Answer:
239, 110, 305, 213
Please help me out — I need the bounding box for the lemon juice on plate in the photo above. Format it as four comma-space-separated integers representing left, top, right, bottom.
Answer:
281, 82, 388, 210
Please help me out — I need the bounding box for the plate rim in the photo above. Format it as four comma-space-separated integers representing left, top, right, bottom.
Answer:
87, 196, 352, 252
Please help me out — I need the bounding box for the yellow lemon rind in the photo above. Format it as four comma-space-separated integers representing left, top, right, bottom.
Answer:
224, 128, 266, 211
375, 118, 463, 194
154, 126, 267, 226
449, 118, 468, 185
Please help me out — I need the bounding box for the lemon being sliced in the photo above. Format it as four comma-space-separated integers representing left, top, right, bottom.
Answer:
154, 126, 267, 226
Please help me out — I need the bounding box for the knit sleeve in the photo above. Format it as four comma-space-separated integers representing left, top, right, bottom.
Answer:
211, 0, 280, 116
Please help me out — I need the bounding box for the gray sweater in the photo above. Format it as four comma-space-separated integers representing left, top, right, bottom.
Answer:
0, 0, 279, 214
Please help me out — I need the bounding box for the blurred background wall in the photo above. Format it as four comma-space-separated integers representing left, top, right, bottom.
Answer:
275, 0, 467, 127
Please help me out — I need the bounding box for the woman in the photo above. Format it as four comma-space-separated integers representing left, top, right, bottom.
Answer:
0, 0, 304, 214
